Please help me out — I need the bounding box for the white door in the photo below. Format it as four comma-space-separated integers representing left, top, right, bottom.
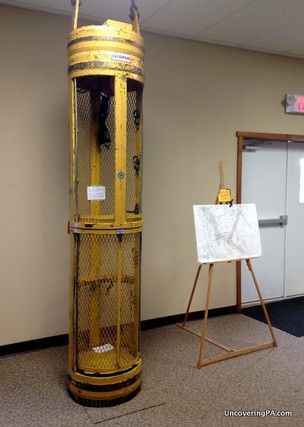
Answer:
241, 140, 304, 303
285, 143, 304, 296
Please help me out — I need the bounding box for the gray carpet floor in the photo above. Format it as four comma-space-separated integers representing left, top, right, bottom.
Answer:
1, 314, 303, 426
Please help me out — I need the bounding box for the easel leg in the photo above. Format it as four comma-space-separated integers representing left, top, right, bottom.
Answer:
182, 264, 202, 326
246, 259, 278, 347
198, 263, 214, 368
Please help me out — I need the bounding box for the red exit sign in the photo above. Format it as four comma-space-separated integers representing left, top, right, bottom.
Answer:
285, 94, 304, 114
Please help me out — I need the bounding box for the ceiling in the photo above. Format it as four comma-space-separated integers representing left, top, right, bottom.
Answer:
2, 0, 304, 59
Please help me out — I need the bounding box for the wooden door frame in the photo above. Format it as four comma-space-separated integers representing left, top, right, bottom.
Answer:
236, 131, 304, 313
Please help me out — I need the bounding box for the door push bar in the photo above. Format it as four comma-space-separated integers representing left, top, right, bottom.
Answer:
258, 215, 288, 227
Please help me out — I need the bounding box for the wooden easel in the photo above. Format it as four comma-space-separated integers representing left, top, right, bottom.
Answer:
177, 162, 277, 368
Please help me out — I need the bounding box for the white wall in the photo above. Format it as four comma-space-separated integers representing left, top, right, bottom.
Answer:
141, 33, 304, 320
1, 5, 304, 345
0, 6, 70, 345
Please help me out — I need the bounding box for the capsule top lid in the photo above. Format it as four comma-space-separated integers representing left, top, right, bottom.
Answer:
101, 19, 133, 31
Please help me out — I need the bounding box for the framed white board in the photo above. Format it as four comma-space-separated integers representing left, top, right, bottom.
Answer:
193, 204, 262, 264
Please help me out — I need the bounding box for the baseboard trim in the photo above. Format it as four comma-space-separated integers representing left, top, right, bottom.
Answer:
0, 305, 236, 356
0, 334, 69, 357
141, 305, 237, 330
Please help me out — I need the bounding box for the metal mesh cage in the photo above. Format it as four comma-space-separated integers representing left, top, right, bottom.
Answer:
68, 15, 145, 406
74, 231, 141, 373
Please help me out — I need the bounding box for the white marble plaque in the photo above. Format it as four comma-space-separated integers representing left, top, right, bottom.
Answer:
193, 204, 262, 264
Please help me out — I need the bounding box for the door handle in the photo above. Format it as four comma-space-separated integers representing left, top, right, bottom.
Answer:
258, 215, 288, 227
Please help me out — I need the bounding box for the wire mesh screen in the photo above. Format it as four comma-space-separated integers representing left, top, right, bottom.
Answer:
75, 80, 116, 218
75, 231, 141, 372
75, 88, 91, 216
74, 77, 142, 221
100, 96, 115, 215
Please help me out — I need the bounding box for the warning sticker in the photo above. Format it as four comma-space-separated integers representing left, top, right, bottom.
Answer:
87, 186, 106, 201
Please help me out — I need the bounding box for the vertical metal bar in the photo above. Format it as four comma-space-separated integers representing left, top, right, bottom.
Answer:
114, 75, 126, 364
68, 233, 78, 371
130, 0, 140, 34
89, 93, 102, 348
73, 234, 80, 368
116, 236, 123, 366
68, 78, 78, 369
71, 0, 80, 31
70, 79, 78, 219
114, 77, 127, 224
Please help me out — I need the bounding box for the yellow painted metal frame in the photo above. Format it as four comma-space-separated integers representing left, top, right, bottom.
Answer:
67, 0, 144, 406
